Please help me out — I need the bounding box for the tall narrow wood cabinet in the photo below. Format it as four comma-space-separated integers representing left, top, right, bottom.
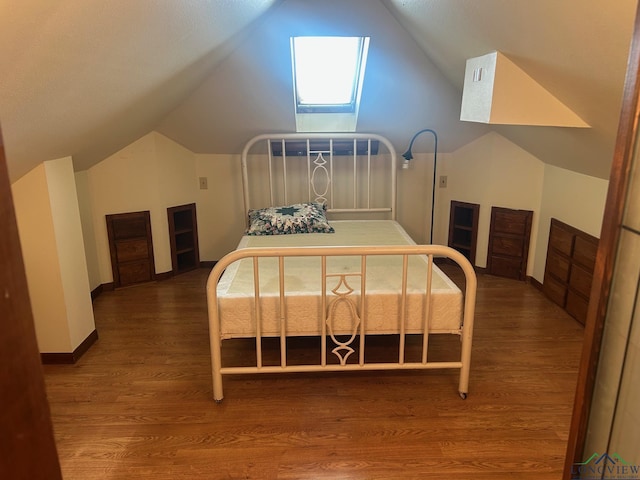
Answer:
106, 211, 155, 288
167, 203, 200, 274
448, 201, 480, 264
486, 206, 533, 281
542, 218, 598, 325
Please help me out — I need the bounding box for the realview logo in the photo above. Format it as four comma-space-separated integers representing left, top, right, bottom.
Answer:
572, 453, 640, 480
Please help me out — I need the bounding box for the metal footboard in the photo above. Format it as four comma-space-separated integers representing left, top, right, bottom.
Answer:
206, 244, 476, 402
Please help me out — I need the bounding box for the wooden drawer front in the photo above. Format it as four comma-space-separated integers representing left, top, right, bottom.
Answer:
549, 223, 574, 256
112, 217, 147, 240
569, 264, 593, 297
116, 238, 150, 263
543, 274, 567, 307
488, 255, 522, 279
493, 211, 528, 235
543, 219, 599, 324
547, 250, 570, 282
118, 261, 152, 286
491, 236, 524, 257
573, 236, 598, 270
107, 211, 154, 288
566, 290, 588, 325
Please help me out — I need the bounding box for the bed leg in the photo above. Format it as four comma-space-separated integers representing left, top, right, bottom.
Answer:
213, 372, 224, 404
459, 324, 473, 401
458, 357, 471, 400
211, 339, 224, 403
208, 296, 224, 403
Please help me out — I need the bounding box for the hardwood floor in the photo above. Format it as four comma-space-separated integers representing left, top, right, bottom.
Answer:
43, 265, 584, 479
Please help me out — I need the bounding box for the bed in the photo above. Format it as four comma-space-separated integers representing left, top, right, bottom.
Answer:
206, 133, 477, 402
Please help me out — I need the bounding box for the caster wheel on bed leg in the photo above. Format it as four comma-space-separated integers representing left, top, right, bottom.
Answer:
459, 392, 467, 400
214, 398, 224, 404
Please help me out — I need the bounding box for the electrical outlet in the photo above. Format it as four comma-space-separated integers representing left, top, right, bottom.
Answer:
199, 177, 208, 189
439, 175, 448, 188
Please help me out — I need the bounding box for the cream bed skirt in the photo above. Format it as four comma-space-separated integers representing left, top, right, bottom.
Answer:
216, 220, 463, 339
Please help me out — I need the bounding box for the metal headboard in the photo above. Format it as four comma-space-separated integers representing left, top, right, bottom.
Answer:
241, 133, 397, 220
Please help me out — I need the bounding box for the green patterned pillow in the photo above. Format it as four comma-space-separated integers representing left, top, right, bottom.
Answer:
246, 202, 334, 235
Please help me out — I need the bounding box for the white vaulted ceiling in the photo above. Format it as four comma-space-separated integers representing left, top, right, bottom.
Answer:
0, 0, 279, 178
0, 0, 637, 181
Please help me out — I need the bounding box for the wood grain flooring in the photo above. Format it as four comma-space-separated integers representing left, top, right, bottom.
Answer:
43, 265, 584, 479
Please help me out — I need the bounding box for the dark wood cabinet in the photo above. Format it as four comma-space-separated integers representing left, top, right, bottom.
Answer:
543, 218, 598, 324
448, 201, 480, 264
106, 211, 155, 287
487, 206, 533, 280
167, 203, 199, 274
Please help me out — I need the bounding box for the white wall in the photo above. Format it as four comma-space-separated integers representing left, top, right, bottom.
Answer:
433, 132, 609, 282
195, 150, 437, 261
196, 153, 248, 261
436, 132, 545, 274
75, 171, 101, 290
86, 132, 197, 284
154, 132, 198, 270
396, 152, 447, 245
531, 164, 609, 282
80, 129, 609, 286
12, 163, 70, 351
12, 158, 95, 353
87, 133, 159, 283
44, 159, 95, 349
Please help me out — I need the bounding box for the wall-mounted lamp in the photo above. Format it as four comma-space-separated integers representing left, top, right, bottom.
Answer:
402, 128, 438, 244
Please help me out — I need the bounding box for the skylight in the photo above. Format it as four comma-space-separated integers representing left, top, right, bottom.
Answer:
291, 36, 369, 131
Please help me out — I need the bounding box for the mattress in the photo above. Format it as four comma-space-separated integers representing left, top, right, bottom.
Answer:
216, 220, 463, 339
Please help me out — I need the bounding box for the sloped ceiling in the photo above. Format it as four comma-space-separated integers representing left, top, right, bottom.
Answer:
0, 0, 637, 181
0, 0, 279, 180
382, 0, 639, 179
156, 0, 487, 159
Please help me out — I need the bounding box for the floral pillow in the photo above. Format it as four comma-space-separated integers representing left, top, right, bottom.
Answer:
246, 202, 335, 235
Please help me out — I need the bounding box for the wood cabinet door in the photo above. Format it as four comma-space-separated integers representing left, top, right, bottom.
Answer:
542, 218, 598, 325
447, 200, 480, 264
167, 203, 199, 274
487, 207, 533, 280
106, 211, 155, 287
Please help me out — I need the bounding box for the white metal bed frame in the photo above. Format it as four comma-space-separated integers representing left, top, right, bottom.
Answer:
241, 132, 397, 220
206, 133, 477, 402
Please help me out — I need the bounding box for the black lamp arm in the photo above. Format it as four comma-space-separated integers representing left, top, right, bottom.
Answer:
402, 128, 438, 160
402, 129, 439, 244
